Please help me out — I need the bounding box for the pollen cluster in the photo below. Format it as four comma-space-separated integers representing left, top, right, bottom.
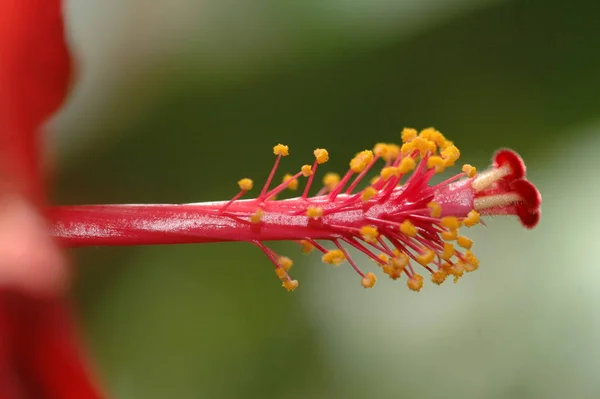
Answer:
219, 127, 541, 293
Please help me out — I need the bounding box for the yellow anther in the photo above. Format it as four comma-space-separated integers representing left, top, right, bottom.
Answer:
407, 274, 424, 292
373, 143, 389, 158
400, 220, 417, 237
440, 261, 452, 271
419, 128, 446, 149
361, 186, 378, 202
401, 141, 415, 156
323, 172, 340, 190
385, 144, 400, 161
416, 248, 435, 265
301, 164, 313, 177
398, 157, 416, 174
426, 156, 445, 173
441, 144, 460, 166
306, 206, 323, 218
278, 256, 293, 271
427, 201, 442, 218
282, 279, 299, 291
389, 253, 408, 270
383, 265, 402, 280
413, 137, 437, 156
441, 229, 457, 241
401, 128, 418, 143
378, 253, 389, 264
441, 216, 461, 230
431, 270, 447, 285
457, 236, 473, 249
238, 178, 254, 191
464, 250, 479, 267
361, 272, 377, 289
273, 144, 289, 156
314, 148, 329, 164
250, 209, 264, 224
462, 164, 477, 178
449, 262, 465, 283
350, 150, 374, 173
463, 210, 481, 227
300, 240, 314, 254
442, 242, 455, 261
275, 268, 287, 280
322, 249, 346, 265
370, 176, 380, 185
360, 225, 379, 244
282, 174, 298, 190
380, 166, 400, 180
464, 260, 479, 273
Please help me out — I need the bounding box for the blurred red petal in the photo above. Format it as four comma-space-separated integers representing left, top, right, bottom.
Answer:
0, 1, 104, 398
0, 0, 72, 200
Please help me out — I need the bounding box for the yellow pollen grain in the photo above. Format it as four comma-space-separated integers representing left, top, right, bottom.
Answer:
401, 141, 415, 156
464, 250, 480, 267
398, 157, 416, 174
386, 144, 400, 161
420, 128, 446, 149
401, 127, 418, 143
463, 210, 481, 227
427, 156, 445, 173
273, 144, 289, 156
407, 274, 424, 292
457, 236, 473, 249
462, 164, 477, 178
464, 260, 478, 273
441, 229, 458, 241
360, 225, 379, 244
237, 178, 254, 191
427, 201, 442, 218
378, 253, 389, 264
314, 148, 329, 164
380, 166, 400, 180
300, 240, 314, 254
400, 220, 417, 237
383, 265, 401, 280
361, 272, 377, 289
361, 187, 378, 202
350, 150, 374, 173
431, 270, 447, 285
389, 254, 408, 271
282, 279, 299, 291
282, 174, 298, 190
416, 248, 435, 266
322, 249, 346, 265
250, 209, 264, 224
441, 216, 461, 230
323, 172, 340, 190
275, 268, 287, 280
373, 143, 389, 158
442, 242, 455, 261
277, 256, 293, 271
306, 206, 323, 218
449, 262, 465, 283
441, 145, 460, 167
413, 137, 437, 156
301, 164, 313, 177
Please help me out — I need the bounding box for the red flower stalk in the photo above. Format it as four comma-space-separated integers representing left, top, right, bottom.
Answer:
49, 128, 541, 292
0, 1, 104, 398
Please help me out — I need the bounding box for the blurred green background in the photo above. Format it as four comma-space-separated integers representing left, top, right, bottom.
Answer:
49, 0, 599, 398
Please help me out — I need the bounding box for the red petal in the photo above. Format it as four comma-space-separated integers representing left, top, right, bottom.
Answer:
0, 0, 72, 200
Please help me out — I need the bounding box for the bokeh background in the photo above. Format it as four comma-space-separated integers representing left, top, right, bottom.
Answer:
49, 0, 599, 398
